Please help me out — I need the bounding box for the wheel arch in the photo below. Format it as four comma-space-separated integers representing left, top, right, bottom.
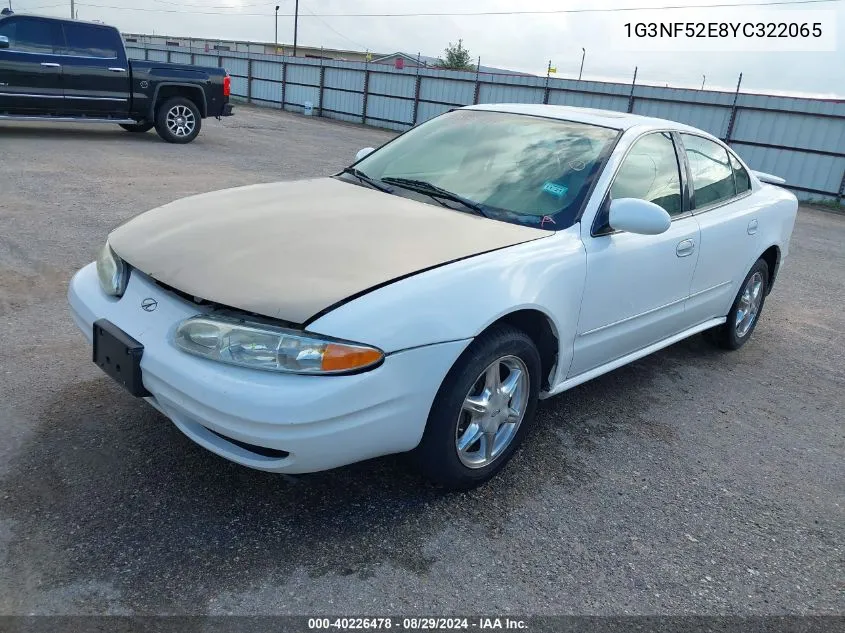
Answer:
477, 308, 560, 391
149, 83, 208, 119
760, 244, 781, 294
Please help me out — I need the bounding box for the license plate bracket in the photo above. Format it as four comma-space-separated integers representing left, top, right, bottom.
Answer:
92, 319, 150, 397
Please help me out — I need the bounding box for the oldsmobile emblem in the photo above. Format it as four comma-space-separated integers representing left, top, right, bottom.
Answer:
141, 297, 158, 312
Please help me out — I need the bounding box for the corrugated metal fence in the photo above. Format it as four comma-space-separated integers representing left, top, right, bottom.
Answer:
127, 43, 845, 203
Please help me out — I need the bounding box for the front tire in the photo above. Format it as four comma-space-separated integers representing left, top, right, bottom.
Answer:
708, 258, 769, 350
414, 324, 541, 490
154, 97, 202, 144
119, 121, 154, 133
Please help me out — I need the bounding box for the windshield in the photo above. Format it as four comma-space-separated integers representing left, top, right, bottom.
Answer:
352, 109, 620, 230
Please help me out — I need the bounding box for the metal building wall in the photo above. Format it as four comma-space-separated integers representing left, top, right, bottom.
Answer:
125, 43, 845, 203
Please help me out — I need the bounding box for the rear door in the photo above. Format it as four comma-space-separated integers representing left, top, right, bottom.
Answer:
679, 134, 763, 324
0, 16, 64, 114
57, 22, 129, 117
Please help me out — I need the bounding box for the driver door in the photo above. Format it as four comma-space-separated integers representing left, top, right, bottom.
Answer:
0, 16, 64, 114
569, 131, 700, 377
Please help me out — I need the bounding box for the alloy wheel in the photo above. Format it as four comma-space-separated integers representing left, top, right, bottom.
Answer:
735, 271, 764, 338
166, 105, 196, 137
455, 355, 530, 469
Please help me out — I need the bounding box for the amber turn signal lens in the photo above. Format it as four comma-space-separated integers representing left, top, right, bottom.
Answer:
321, 343, 383, 372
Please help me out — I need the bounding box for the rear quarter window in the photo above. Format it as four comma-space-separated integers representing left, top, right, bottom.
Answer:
62, 22, 119, 58
681, 133, 737, 208
729, 152, 751, 194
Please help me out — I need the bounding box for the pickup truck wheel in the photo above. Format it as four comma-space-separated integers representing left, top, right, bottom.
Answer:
119, 122, 154, 133
155, 97, 202, 144
413, 324, 541, 490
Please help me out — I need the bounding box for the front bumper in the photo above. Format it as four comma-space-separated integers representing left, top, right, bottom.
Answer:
68, 263, 470, 473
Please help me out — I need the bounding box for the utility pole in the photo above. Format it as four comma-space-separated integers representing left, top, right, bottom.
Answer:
701, 74, 706, 90
70, 0, 74, 19
274, 5, 279, 49
293, 0, 299, 56
578, 47, 585, 80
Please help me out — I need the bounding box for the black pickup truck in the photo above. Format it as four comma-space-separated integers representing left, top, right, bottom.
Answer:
0, 12, 232, 143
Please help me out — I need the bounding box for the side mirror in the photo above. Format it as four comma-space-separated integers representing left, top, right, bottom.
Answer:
355, 147, 375, 161
0, 36, 10, 50
608, 198, 671, 235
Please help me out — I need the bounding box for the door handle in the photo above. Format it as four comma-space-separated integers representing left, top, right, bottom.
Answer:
747, 219, 759, 235
40, 62, 61, 68
108, 67, 127, 72
676, 239, 695, 257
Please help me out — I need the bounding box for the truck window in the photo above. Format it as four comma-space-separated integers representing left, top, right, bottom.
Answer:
0, 17, 61, 54
62, 22, 119, 58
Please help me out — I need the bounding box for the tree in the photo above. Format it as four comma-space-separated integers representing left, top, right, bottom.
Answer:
438, 39, 475, 71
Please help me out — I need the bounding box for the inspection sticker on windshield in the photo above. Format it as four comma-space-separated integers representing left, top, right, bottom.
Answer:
542, 182, 568, 198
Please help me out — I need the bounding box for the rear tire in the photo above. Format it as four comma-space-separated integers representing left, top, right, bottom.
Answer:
154, 96, 202, 144
413, 324, 541, 490
708, 258, 769, 350
119, 121, 154, 133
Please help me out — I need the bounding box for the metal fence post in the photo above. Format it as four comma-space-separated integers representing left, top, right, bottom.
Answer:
472, 56, 481, 105
166, 49, 171, 63
144, 47, 149, 60
318, 64, 326, 117
190, 52, 195, 65
280, 61, 287, 110
543, 60, 551, 105
627, 66, 637, 113
361, 69, 370, 125
412, 75, 422, 125
247, 58, 253, 103
724, 73, 743, 143
838, 168, 845, 205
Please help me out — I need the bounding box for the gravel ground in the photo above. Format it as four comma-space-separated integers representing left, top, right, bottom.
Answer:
0, 106, 842, 616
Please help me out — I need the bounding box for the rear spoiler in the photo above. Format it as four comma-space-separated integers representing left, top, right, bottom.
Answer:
752, 170, 786, 186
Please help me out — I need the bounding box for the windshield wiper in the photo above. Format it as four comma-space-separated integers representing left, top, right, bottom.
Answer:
381, 177, 490, 218
341, 167, 394, 194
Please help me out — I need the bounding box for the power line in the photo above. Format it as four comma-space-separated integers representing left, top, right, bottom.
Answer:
77, 2, 272, 15
14, 2, 74, 9
73, 0, 844, 17
151, 0, 279, 8
300, 1, 367, 50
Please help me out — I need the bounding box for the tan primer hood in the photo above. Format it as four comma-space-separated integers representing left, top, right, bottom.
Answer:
109, 178, 548, 324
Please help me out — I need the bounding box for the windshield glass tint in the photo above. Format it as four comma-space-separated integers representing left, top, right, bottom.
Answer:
354, 110, 619, 230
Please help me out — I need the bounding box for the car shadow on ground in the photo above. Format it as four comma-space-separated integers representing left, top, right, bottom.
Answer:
0, 333, 727, 610
0, 125, 163, 143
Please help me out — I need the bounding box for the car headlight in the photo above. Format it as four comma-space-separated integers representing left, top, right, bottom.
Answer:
174, 315, 384, 374
96, 241, 129, 297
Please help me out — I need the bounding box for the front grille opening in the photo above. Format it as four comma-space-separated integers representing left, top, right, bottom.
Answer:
150, 277, 211, 306
149, 277, 301, 329
207, 428, 290, 459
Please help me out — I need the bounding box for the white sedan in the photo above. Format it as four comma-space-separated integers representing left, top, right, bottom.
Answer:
68, 104, 797, 489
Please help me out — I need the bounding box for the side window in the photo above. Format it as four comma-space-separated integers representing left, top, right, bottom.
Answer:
681, 134, 736, 208
0, 17, 60, 54
62, 23, 119, 58
0, 19, 16, 43
610, 132, 682, 216
729, 151, 751, 194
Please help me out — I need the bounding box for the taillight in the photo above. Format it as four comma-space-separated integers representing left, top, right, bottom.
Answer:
223, 75, 231, 97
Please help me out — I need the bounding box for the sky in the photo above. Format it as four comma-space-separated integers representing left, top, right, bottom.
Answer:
10, 0, 845, 97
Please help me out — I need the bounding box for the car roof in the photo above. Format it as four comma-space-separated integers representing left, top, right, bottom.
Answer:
463, 102, 707, 135
0, 13, 118, 28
